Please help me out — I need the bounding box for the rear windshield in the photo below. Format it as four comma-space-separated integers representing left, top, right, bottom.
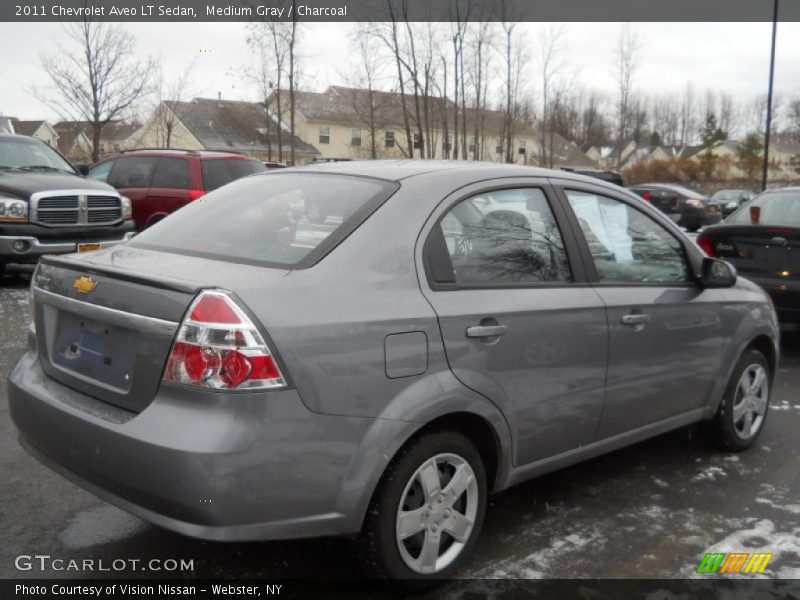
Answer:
201, 158, 266, 191
728, 191, 800, 226
130, 173, 398, 267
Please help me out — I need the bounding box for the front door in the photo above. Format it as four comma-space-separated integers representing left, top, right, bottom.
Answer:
558, 184, 729, 439
419, 182, 608, 466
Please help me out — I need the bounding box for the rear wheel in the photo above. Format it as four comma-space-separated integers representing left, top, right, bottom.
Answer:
361, 431, 486, 584
708, 349, 771, 451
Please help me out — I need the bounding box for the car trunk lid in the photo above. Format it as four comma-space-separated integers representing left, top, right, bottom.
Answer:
33, 247, 289, 413
701, 225, 800, 278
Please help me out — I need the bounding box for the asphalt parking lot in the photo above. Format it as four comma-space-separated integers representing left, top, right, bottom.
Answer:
2, 264, 799, 587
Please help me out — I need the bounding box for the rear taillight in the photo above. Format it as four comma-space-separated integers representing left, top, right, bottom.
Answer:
163, 290, 286, 390
696, 233, 714, 257
188, 190, 206, 201
641, 192, 651, 202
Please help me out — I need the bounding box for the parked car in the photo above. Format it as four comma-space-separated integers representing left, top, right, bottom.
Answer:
628, 183, 722, 231
263, 161, 287, 169
87, 149, 266, 230
698, 187, 800, 329
10, 162, 778, 583
560, 168, 624, 187
711, 189, 757, 218
0, 134, 134, 276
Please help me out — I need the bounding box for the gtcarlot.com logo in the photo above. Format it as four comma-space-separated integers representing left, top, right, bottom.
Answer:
696, 552, 773, 574
15, 554, 194, 572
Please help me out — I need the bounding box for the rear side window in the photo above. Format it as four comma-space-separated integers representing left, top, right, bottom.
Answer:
108, 156, 157, 188
201, 158, 266, 191
131, 173, 397, 268
151, 157, 190, 189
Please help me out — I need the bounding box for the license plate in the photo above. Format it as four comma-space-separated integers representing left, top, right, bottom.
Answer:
707, 206, 718, 213
77, 243, 101, 253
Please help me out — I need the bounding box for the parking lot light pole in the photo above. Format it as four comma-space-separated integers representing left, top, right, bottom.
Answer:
761, 0, 779, 192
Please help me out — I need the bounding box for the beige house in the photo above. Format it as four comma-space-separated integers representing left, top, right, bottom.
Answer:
56, 130, 94, 164
9, 120, 60, 147
268, 86, 597, 169
54, 120, 141, 158
135, 97, 319, 163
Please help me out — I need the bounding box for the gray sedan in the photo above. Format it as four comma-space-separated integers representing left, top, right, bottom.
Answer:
8, 161, 779, 582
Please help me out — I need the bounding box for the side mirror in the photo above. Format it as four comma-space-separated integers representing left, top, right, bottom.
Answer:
76, 164, 90, 176
700, 257, 737, 288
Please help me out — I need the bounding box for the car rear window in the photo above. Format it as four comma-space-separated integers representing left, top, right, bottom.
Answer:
130, 173, 398, 268
201, 158, 266, 191
727, 191, 800, 226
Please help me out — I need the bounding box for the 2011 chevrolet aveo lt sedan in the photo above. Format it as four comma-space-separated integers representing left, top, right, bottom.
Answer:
9, 161, 779, 581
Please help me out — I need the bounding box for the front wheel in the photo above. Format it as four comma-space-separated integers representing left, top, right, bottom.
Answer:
360, 431, 487, 583
708, 349, 771, 451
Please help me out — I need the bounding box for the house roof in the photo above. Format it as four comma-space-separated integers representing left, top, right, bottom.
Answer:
53, 120, 141, 143
763, 133, 800, 155
165, 98, 319, 156
56, 130, 88, 155
11, 120, 50, 137
282, 86, 539, 139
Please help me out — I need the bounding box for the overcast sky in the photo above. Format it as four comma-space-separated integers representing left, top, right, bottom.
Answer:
1, 21, 798, 123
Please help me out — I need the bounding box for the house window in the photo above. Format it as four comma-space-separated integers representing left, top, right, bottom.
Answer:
351, 128, 362, 147
468, 136, 476, 154
443, 136, 452, 153
496, 139, 503, 154
385, 131, 395, 148
413, 133, 421, 150
518, 140, 527, 155
318, 126, 330, 144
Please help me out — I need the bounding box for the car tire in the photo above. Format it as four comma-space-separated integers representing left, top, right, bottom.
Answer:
708, 349, 771, 452
360, 430, 487, 586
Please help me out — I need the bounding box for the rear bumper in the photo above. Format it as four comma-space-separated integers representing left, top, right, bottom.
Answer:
8, 349, 405, 541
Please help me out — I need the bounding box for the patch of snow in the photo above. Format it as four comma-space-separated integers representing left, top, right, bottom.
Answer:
59, 504, 146, 549
692, 466, 727, 482
755, 497, 800, 515
653, 478, 669, 488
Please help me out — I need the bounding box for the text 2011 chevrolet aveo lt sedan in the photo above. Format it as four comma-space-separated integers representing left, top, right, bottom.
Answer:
9, 161, 779, 581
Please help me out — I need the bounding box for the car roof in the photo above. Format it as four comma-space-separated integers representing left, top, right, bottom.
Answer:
111, 148, 254, 159
285, 159, 624, 189
0, 133, 42, 142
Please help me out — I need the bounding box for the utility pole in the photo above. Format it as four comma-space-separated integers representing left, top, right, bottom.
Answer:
761, 0, 779, 191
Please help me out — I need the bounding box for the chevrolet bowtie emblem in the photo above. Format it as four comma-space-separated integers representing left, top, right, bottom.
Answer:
73, 276, 97, 294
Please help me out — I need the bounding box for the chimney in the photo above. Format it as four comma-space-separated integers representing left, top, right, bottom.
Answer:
217, 91, 222, 107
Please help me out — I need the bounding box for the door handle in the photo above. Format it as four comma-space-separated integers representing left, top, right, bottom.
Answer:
466, 325, 509, 338
621, 314, 651, 326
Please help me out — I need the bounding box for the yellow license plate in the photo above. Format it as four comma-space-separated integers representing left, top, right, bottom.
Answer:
77, 243, 101, 253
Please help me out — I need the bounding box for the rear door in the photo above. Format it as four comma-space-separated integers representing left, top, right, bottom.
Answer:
418, 180, 608, 466
141, 157, 193, 228
554, 181, 728, 438
107, 155, 157, 230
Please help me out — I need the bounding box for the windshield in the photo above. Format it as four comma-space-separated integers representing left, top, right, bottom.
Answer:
131, 172, 397, 267
728, 191, 800, 227
0, 138, 75, 173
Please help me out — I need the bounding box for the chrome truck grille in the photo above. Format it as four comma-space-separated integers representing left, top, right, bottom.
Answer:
31, 190, 123, 227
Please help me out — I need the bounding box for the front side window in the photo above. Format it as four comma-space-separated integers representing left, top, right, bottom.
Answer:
318, 126, 330, 144
351, 128, 362, 147
566, 190, 688, 283
131, 173, 397, 267
433, 188, 572, 286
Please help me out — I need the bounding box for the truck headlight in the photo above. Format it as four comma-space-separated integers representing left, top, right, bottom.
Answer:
121, 195, 132, 220
0, 197, 29, 222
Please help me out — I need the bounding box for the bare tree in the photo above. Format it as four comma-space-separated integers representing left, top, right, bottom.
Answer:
537, 25, 570, 167
36, 20, 154, 162
151, 58, 196, 148
612, 24, 642, 145
245, 21, 286, 161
